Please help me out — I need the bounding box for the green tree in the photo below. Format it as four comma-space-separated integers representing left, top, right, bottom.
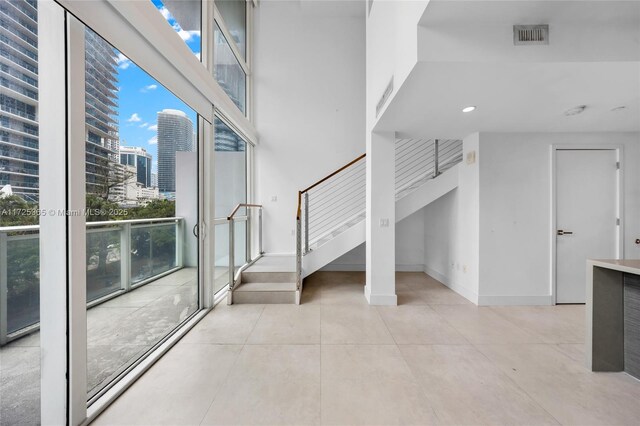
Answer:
0, 195, 39, 226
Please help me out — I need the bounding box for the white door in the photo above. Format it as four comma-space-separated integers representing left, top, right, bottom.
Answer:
556, 149, 618, 303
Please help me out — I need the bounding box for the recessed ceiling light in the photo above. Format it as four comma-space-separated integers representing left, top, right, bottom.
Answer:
611, 106, 627, 112
564, 105, 587, 116
462, 106, 476, 113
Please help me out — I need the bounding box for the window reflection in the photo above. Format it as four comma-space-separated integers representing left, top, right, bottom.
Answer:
214, 23, 246, 114
216, 0, 246, 58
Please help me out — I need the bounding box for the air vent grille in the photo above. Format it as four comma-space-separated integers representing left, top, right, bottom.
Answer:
513, 25, 549, 45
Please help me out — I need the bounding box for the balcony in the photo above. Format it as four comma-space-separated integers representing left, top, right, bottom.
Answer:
0, 217, 200, 415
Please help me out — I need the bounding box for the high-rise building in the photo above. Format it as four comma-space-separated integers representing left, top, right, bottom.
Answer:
157, 109, 193, 193
150, 172, 158, 188
0, 2, 119, 201
0, 0, 40, 201
84, 27, 119, 197
119, 146, 152, 188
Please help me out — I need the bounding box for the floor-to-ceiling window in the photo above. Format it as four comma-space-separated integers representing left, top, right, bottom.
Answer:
213, 0, 249, 116
1, 0, 257, 422
82, 27, 201, 403
0, 0, 43, 422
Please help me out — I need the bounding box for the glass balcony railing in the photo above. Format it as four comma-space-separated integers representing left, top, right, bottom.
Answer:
0, 217, 184, 344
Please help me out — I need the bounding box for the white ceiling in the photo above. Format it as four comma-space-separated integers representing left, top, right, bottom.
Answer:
377, 0, 640, 138
378, 61, 640, 138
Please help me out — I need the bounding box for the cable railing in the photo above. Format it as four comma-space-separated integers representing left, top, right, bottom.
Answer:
295, 139, 464, 280
0, 217, 184, 345
395, 139, 462, 199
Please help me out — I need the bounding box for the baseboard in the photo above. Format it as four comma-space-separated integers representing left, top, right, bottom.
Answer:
396, 264, 425, 272
423, 266, 479, 305
365, 285, 398, 306
477, 295, 554, 306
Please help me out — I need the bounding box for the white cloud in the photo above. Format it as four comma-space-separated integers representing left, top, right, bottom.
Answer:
139, 122, 149, 128
159, 6, 171, 20
176, 28, 200, 42
117, 53, 132, 70
127, 113, 141, 123
194, 52, 201, 60
140, 84, 158, 93
148, 136, 158, 145
148, 124, 158, 132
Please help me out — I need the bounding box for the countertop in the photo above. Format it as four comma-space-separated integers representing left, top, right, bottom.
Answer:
588, 259, 640, 275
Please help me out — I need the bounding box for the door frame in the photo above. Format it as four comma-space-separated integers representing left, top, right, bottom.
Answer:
550, 144, 624, 305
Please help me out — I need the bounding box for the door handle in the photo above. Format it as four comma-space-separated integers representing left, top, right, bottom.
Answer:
557, 229, 574, 236
192, 224, 198, 238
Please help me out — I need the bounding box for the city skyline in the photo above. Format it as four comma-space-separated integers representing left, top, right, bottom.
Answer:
0, 0, 199, 201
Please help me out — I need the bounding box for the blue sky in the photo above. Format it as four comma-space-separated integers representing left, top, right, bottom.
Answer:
115, 0, 200, 173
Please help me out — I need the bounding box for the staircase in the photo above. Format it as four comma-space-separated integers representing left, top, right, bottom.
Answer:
230, 255, 299, 304
298, 139, 463, 278
226, 139, 463, 305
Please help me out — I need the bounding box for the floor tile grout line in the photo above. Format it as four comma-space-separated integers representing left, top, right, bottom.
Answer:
197, 343, 246, 426
242, 304, 267, 345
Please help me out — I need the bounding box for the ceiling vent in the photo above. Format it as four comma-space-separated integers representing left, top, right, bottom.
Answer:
513, 25, 549, 45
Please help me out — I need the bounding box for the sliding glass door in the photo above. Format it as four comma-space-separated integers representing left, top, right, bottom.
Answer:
81, 27, 202, 403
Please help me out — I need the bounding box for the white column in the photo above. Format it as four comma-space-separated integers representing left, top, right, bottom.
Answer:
365, 131, 397, 305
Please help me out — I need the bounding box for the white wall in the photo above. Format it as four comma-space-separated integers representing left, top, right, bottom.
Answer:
324, 209, 426, 271
477, 132, 640, 305
366, 0, 429, 129
253, 0, 365, 254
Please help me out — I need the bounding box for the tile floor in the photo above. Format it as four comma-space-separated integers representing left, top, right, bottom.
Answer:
93, 272, 640, 426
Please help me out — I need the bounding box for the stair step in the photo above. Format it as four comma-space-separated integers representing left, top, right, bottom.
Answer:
235, 281, 297, 292
242, 271, 297, 283
233, 281, 297, 304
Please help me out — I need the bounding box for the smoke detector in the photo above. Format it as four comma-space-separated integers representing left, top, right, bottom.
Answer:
564, 105, 587, 116
513, 25, 549, 45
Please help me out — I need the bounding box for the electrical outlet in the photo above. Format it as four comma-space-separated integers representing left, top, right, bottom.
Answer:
379, 218, 389, 227
271, 195, 277, 202
291, 229, 295, 236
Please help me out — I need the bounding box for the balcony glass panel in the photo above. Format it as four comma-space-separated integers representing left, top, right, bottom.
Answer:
234, 219, 246, 273
131, 223, 177, 284
6, 234, 39, 334
86, 227, 122, 302
214, 221, 229, 293
214, 23, 245, 114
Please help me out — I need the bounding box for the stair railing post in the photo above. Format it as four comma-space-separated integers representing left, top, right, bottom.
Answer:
304, 192, 310, 254
228, 218, 235, 291
433, 139, 440, 178
258, 207, 263, 255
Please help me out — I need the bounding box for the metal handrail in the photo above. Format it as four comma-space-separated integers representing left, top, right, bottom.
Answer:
227, 204, 263, 293
0, 216, 183, 233
295, 155, 366, 291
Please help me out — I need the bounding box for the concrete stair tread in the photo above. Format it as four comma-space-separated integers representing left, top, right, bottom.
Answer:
235, 281, 297, 292
244, 255, 296, 273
